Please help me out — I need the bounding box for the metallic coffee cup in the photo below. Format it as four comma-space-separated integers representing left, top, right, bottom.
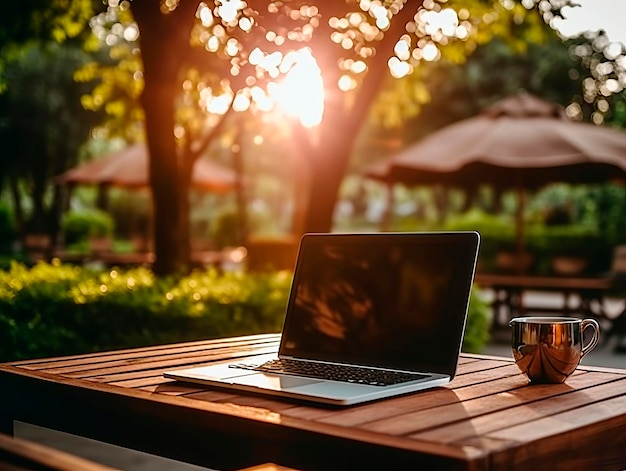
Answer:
509, 317, 600, 383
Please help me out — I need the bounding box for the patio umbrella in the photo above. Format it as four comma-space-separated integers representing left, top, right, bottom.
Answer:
369, 93, 626, 187
56, 143, 238, 192
365, 93, 626, 266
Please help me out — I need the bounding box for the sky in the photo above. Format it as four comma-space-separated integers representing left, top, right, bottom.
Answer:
554, 0, 626, 46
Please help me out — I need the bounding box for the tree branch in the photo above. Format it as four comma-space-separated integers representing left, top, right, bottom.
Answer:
187, 96, 236, 162
351, 0, 424, 121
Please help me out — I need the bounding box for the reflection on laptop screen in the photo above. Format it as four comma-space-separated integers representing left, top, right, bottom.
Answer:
279, 233, 478, 377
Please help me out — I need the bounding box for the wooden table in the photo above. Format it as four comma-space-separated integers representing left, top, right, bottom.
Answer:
1, 334, 625, 471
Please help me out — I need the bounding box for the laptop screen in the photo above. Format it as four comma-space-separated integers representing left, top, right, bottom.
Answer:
279, 232, 480, 377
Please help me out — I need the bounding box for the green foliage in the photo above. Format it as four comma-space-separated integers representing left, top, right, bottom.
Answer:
463, 288, 491, 354
582, 184, 626, 246
531, 225, 612, 274
532, 225, 603, 255
0, 0, 102, 47
61, 209, 114, 244
0, 40, 105, 233
440, 208, 613, 274
106, 190, 150, 240
371, 2, 564, 129
0, 204, 15, 254
212, 210, 242, 248
0, 261, 490, 361
443, 210, 517, 268
0, 261, 293, 361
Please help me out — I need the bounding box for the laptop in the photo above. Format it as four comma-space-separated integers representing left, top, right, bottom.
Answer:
165, 231, 480, 406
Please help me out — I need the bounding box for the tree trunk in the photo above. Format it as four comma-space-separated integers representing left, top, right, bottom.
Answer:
9, 175, 24, 234
300, 117, 356, 233
134, 8, 184, 275
299, 0, 423, 234
133, 0, 197, 275
177, 152, 194, 268
141, 78, 184, 275
30, 157, 48, 232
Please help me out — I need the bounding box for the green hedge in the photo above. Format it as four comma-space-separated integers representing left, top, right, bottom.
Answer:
442, 210, 613, 274
0, 261, 490, 361
61, 209, 115, 244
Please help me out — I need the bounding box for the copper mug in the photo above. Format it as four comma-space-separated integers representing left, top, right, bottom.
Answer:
509, 317, 600, 383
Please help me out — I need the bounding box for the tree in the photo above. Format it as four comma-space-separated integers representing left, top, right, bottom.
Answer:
567, 30, 626, 127
0, 0, 105, 245
88, 0, 566, 275
0, 40, 105, 242
6, 0, 606, 275
396, 34, 590, 145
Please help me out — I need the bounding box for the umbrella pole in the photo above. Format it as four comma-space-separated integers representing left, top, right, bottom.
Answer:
233, 126, 248, 246
381, 182, 394, 231
515, 173, 526, 275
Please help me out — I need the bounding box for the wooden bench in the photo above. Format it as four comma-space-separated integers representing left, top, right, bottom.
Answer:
474, 273, 626, 338
0, 432, 300, 471
0, 433, 122, 471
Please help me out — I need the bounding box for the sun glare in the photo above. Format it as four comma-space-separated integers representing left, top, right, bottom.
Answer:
269, 49, 324, 128
389, 6, 466, 78
216, 0, 246, 25
199, 48, 324, 128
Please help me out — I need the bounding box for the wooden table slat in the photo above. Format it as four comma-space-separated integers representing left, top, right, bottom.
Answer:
354, 371, 619, 436
483, 394, 626, 455
25, 337, 280, 373
44, 343, 277, 376
109, 375, 180, 389
9, 334, 280, 369
454, 359, 513, 375
412, 376, 626, 445
62, 347, 278, 381
445, 364, 523, 389
413, 372, 623, 438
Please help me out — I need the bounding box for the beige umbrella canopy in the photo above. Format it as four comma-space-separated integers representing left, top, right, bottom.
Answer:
366, 93, 626, 268
368, 93, 626, 188
56, 143, 238, 192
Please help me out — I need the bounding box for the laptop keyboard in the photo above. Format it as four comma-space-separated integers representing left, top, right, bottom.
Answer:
230, 358, 427, 387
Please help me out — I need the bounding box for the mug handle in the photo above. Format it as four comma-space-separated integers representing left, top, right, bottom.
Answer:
581, 318, 600, 359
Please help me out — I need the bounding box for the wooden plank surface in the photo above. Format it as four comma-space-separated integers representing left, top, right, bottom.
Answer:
1, 334, 625, 471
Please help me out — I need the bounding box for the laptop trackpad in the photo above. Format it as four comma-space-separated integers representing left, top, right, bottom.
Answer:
233, 372, 322, 390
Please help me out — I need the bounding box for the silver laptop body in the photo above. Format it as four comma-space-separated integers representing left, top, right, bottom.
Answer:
165, 232, 480, 406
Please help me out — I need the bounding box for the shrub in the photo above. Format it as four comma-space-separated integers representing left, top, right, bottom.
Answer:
532, 225, 603, 254
0, 261, 292, 361
61, 209, 114, 245
0, 204, 15, 254
463, 288, 491, 353
443, 210, 517, 271
0, 261, 491, 361
531, 224, 612, 274
212, 210, 242, 248
443, 210, 614, 275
